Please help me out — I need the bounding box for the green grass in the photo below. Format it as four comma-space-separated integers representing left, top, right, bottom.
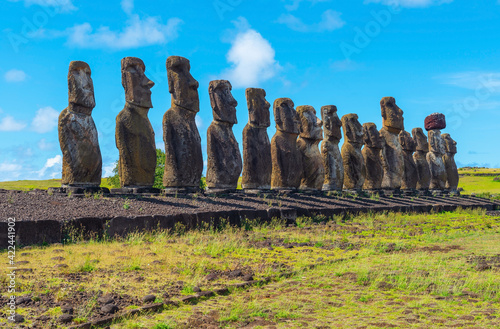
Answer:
0, 178, 114, 191
458, 175, 500, 195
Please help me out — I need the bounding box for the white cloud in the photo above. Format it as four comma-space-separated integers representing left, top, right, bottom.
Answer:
102, 162, 116, 178
0, 162, 23, 172
282, 0, 330, 11
437, 72, 500, 93
221, 17, 282, 89
0, 115, 27, 131
4, 69, 27, 82
121, 0, 134, 15
38, 138, 55, 150
31, 107, 59, 133
364, 0, 453, 8
7, 0, 77, 12
277, 10, 345, 32
38, 155, 62, 178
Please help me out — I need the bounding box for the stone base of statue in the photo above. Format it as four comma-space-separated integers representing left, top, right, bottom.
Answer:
430, 189, 447, 197
416, 189, 432, 197
380, 189, 402, 197
205, 187, 239, 195
364, 189, 383, 197
447, 189, 460, 197
322, 185, 343, 193
111, 187, 161, 195
298, 188, 323, 195
162, 187, 201, 195
243, 189, 271, 195
402, 189, 417, 196
271, 188, 297, 195
48, 186, 110, 196
343, 189, 364, 197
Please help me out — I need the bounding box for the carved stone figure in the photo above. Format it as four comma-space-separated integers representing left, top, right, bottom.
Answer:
362, 123, 384, 190
206, 80, 242, 191
341, 114, 365, 191
58, 61, 102, 190
115, 57, 156, 189
296, 105, 324, 191
379, 97, 404, 190
399, 130, 418, 191
427, 130, 447, 190
163, 56, 203, 192
412, 128, 431, 191
271, 98, 303, 190
321, 105, 343, 191
442, 133, 459, 192
241, 88, 272, 191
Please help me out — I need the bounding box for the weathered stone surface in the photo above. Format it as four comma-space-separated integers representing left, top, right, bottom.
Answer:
425, 113, 446, 131
242, 88, 272, 190
427, 130, 447, 190
399, 130, 418, 190
362, 123, 384, 190
116, 57, 156, 188
321, 105, 343, 191
59, 61, 102, 187
442, 133, 459, 191
271, 98, 303, 190
206, 80, 242, 190
297, 105, 324, 190
163, 56, 203, 189
341, 114, 365, 190
380, 97, 404, 190
412, 128, 431, 190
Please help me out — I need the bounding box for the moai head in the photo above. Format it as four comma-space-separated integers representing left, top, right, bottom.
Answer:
362, 123, 384, 149
274, 98, 300, 134
341, 113, 363, 145
246, 88, 270, 128
68, 61, 95, 111
321, 105, 342, 141
412, 128, 429, 152
297, 105, 323, 141
121, 57, 155, 109
399, 130, 416, 152
428, 130, 446, 155
167, 56, 200, 112
209, 80, 238, 124
442, 133, 457, 155
381, 97, 404, 133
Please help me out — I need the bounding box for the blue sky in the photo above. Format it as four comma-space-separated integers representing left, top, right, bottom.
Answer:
1, 0, 499, 181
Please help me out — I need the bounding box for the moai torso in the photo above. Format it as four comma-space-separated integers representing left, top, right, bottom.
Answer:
206, 80, 242, 190
341, 114, 365, 190
362, 123, 384, 190
59, 61, 102, 187
379, 97, 404, 190
271, 98, 303, 190
321, 105, 343, 191
115, 57, 156, 188
442, 134, 459, 191
412, 128, 431, 190
297, 105, 324, 190
242, 88, 272, 190
427, 130, 447, 190
163, 56, 203, 188
399, 130, 418, 190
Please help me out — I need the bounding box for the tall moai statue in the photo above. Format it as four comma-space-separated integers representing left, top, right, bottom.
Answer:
241, 88, 272, 191
362, 123, 384, 191
206, 80, 242, 192
56, 61, 104, 194
163, 56, 203, 193
399, 130, 418, 192
341, 114, 365, 191
115, 57, 156, 192
379, 97, 404, 190
425, 113, 447, 191
297, 106, 324, 191
442, 133, 459, 193
271, 98, 303, 190
321, 105, 344, 192
412, 128, 431, 191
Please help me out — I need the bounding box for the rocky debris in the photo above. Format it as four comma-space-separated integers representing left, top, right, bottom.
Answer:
142, 295, 156, 304
101, 304, 119, 314
59, 314, 74, 323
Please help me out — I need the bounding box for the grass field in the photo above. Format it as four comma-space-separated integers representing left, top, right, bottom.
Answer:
458, 167, 500, 175
1, 209, 500, 328
0, 178, 114, 191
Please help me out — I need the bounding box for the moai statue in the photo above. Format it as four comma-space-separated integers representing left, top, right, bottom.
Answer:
399, 130, 418, 192
56, 61, 104, 194
241, 88, 272, 191
115, 57, 156, 192
442, 133, 459, 193
379, 97, 404, 191
412, 128, 431, 191
362, 123, 384, 191
321, 105, 344, 192
425, 113, 447, 191
206, 80, 242, 192
341, 114, 365, 191
163, 56, 203, 193
296, 106, 324, 191
271, 98, 303, 190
